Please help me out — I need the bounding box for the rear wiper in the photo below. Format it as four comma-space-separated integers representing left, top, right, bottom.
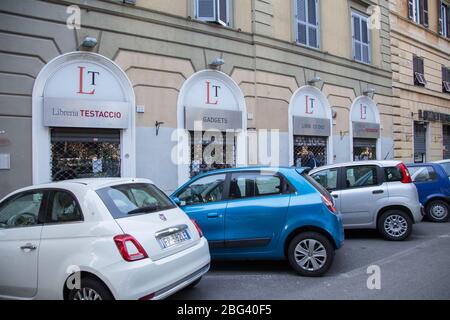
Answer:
127, 204, 159, 215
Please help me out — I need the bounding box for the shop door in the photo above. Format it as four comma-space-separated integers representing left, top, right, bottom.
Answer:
414, 122, 427, 163
50, 128, 121, 181
189, 131, 236, 177
353, 138, 377, 161
443, 125, 450, 159
293, 136, 327, 168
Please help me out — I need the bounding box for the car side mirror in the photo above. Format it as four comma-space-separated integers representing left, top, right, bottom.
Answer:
172, 197, 181, 206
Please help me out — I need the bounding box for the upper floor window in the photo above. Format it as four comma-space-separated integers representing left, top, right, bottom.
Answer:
351, 11, 371, 64
195, 0, 230, 27
413, 56, 426, 87
443, 66, 450, 93
408, 0, 429, 27
439, 1, 450, 38
294, 0, 320, 48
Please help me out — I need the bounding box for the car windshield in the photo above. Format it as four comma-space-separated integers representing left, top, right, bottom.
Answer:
302, 172, 332, 201
96, 183, 176, 219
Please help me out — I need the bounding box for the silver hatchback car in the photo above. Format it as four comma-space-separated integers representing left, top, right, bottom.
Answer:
309, 161, 424, 241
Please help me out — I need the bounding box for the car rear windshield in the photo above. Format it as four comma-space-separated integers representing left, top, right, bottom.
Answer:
96, 183, 176, 219
302, 172, 332, 201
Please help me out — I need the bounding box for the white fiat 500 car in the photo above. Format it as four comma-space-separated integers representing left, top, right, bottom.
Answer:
0, 178, 210, 300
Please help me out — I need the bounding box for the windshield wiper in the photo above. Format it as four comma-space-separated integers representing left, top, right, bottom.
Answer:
127, 204, 159, 215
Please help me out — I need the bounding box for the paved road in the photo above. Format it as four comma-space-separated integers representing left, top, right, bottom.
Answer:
171, 221, 450, 299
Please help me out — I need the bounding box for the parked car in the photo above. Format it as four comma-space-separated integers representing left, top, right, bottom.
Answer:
406, 162, 450, 222
171, 167, 344, 277
309, 161, 424, 241
0, 178, 210, 300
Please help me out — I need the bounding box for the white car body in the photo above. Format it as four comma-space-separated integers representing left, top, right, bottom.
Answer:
0, 178, 210, 300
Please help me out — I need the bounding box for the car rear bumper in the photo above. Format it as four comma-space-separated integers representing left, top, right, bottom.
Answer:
101, 237, 210, 300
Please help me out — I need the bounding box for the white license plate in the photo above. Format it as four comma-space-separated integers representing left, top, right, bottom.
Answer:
159, 230, 190, 249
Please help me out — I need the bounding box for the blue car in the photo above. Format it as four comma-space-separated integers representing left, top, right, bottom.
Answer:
406, 163, 450, 222
171, 167, 344, 276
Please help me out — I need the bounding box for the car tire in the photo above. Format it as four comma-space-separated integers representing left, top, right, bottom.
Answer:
378, 210, 412, 241
426, 200, 450, 222
66, 277, 114, 300
186, 276, 202, 289
287, 231, 334, 277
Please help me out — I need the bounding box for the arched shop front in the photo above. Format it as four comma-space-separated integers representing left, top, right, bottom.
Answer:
288, 86, 333, 168
176, 70, 247, 184
350, 96, 381, 161
32, 52, 136, 184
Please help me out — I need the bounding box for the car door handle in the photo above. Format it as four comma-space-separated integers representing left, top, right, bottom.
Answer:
207, 212, 221, 219
332, 194, 339, 198
372, 190, 384, 194
20, 243, 37, 251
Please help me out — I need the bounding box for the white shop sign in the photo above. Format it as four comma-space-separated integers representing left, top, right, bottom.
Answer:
43, 97, 129, 129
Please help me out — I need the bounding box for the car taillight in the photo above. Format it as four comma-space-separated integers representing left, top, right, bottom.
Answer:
321, 195, 337, 214
114, 234, 148, 262
191, 219, 203, 238
398, 163, 412, 183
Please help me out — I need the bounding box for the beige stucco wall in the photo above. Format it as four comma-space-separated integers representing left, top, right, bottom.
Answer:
390, 1, 450, 162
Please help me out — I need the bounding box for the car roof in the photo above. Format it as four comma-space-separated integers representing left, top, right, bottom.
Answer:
406, 162, 441, 167
189, 166, 299, 177
309, 160, 402, 172
3, 178, 155, 197
433, 160, 450, 164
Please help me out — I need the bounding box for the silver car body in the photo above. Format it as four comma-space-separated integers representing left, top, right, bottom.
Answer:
309, 160, 423, 229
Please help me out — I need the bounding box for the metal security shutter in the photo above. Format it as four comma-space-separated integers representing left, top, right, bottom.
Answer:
443, 125, 450, 159
50, 128, 121, 181
414, 122, 427, 163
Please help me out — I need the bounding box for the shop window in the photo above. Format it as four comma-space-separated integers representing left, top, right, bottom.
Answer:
351, 11, 371, 64
293, 136, 327, 168
353, 138, 377, 161
50, 128, 121, 181
414, 122, 427, 163
294, 0, 320, 48
443, 125, 450, 159
408, 0, 429, 27
190, 131, 236, 177
413, 56, 426, 87
439, 1, 450, 37
195, 0, 230, 27
442, 66, 450, 93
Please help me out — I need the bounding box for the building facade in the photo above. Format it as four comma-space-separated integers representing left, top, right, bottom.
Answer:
0, 0, 396, 198
390, 0, 450, 163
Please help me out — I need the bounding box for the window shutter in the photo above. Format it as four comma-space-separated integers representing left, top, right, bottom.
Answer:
422, 0, 429, 27
217, 0, 229, 26
197, 0, 216, 21
408, 0, 414, 20
447, 6, 450, 38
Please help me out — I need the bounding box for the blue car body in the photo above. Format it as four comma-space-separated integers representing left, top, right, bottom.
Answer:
406, 163, 450, 207
170, 167, 344, 260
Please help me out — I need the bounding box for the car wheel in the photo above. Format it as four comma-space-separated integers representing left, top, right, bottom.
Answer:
186, 276, 202, 289
426, 200, 450, 222
378, 210, 412, 241
67, 277, 114, 300
287, 231, 334, 277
